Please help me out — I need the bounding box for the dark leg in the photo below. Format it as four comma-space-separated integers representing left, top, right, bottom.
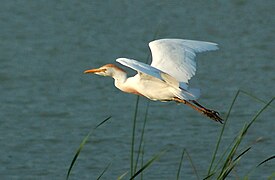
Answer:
173, 98, 223, 123
191, 100, 223, 123
191, 100, 205, 108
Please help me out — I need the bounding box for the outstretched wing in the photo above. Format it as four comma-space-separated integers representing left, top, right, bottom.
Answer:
116, 58, 163, 79
116, 58, 182, 89
149, 39, 219, 83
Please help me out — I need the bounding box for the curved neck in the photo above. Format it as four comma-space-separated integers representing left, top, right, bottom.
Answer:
112, 70, 128, 89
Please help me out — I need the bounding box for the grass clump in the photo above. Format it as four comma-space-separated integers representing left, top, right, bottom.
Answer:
66, 116, 111, 180
205, 90, 274, 179
66, 90, 274, 179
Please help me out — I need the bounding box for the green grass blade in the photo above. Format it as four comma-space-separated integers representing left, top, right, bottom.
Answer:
212, 135, 238, 172
66, 133, 91, 180
130, 29, 159, 176
216, 97, 274, 179
218, 124, 248, 175
129, 149, 167, 180
117, 171, 128, 180
257, 155, 275, 167
239, 90, 275, 109
97, 162, 112, 180
131, 30, 157, 175
66, 116, 111, 180
185, 149, 200, 180
218, 147, 251, 179
207, 90, 241, 175
214, 96, 274, 172
203, 172, 215, 180
176, 149, 185, 180
96, 116, 112, 128
145, 25, 160, 64
134, 100, 150, 173
246, 97, 274, 132
212, 128, 261, 173
140, 142, 145, 180
233, 146, 251, 162
207, 91, 274, 177
131, 95, 140, 176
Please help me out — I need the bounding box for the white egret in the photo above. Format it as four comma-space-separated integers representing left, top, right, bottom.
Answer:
84, 39, 222, 123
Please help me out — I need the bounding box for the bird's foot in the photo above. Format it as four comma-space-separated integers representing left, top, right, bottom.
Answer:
202, 108, 223, 123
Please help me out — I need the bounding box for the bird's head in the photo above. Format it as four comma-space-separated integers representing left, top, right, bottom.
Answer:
84, 64, 126, 77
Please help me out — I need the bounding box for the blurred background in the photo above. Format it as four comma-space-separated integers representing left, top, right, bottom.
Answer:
0, 0, 274, 179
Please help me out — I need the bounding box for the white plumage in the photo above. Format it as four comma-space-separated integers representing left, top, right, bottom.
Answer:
116, 39, 218, 100
84, 39, 222, 122
149, 39, 218, 83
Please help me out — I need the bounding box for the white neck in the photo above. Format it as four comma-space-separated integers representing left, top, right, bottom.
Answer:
112, 70, 128, 90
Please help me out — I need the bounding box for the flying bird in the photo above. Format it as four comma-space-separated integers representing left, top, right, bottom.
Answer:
84, 39, 222, 123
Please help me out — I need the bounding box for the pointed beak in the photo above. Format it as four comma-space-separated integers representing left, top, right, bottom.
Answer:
84, 68, 106, 74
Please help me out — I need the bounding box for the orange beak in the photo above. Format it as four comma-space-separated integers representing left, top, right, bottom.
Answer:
84, 68, 106, 74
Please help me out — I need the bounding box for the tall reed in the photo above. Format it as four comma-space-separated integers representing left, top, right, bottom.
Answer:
66, 90, 274, 179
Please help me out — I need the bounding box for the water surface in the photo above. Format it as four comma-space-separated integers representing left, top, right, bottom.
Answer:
0, 1, 274, 179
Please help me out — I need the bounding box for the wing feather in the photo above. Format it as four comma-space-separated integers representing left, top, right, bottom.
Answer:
116, 58, 180, 88
116, 58, 162, 80
149, 39, 218, 83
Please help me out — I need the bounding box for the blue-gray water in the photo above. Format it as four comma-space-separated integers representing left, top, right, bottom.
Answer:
0, 1, 274, 179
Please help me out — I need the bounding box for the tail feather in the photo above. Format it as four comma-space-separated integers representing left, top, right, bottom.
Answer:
188, 88, 201, 99
176, 88, 201, 100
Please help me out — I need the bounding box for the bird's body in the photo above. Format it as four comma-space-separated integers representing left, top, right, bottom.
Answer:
84, 39, 222, 122
117, 73, 178, 101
